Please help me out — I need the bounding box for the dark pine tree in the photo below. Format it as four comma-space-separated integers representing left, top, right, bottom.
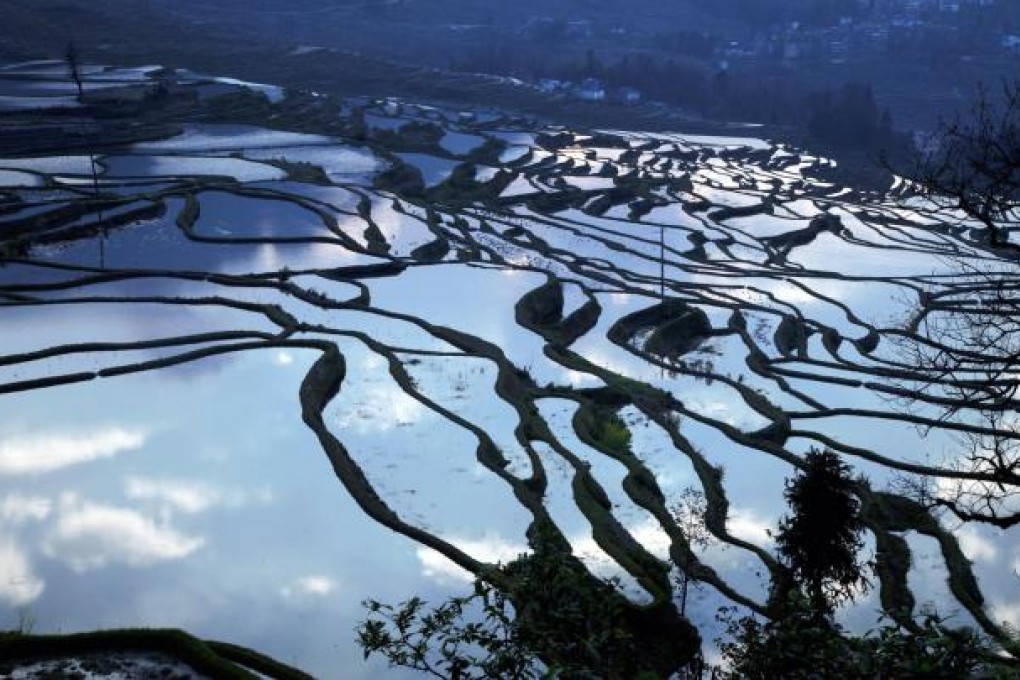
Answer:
774, 449, 869, 616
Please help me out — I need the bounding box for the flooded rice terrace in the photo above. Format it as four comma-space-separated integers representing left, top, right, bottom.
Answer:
1, 60, 1019, 676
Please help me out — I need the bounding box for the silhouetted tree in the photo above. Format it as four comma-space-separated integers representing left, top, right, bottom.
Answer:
916, 82, 1020, 254
357, 530, 697, 678
671, 486, 710, 618
718, 597, 997, 679
897, 82, 1020, 528
774, 449, 869, 615
720, 451, 1000, 677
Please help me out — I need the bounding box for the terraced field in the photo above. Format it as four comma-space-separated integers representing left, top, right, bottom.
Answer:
2, 61, 1019, 674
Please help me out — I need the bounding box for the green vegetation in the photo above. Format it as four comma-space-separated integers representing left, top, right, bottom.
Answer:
205, 89, 275, 121
717, 450, 1011, 678
428, 162, 503, 205
374, 158, 426, 196
718, 597, 1001, 680
357, 533, 696, 678
608, 300, 712, 361
356, 447, 1013, 678
593, 410, 632, 454
264, 159, 331, 185
573, 402, 633, 455
373, 121, 445, 154
0, 241, 27, 260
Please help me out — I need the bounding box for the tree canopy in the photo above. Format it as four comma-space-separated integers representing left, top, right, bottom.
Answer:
774, 448, 869, 614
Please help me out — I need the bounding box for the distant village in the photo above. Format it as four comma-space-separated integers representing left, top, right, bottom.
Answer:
719, 0, 1016, 66
523, 0, 1016, 109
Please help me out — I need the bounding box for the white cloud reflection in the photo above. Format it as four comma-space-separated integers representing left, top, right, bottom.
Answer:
281, 575, 338, 600
43, 495, 203, 572
0, 496, 52, 607
0, 495, 52, 525
124, 477, 273, 515
0, 538, 44, 606
992, 601, 1020, 629
416, 534, 527, 585
0, 427, 147, 475
727, 508, 775, 545
955, 526, 998, 564
336, 384, 427, 434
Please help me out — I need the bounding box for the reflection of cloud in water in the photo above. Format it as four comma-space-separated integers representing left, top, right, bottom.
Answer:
416, 533, 527, 585
281, 575, 339, 600
125, 477, 273, 515
573, 519, 673, 567
0, 495, 52, 524
43, 495, 204, 571
680, 398, 744, 428
954, 526, 998, 564
336, 384, 427, 434
418, 522, 671, 597
0, 538, 44, 606
0, 427, 147, 475
727, 507, 774, 546
992, 601, 1020, 629
565, 369, 600, 387
255, 243, 284, 272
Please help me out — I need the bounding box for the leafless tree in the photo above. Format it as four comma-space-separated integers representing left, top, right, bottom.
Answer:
896, 82, 1020, 527
671, 485, 711, 617
915, 81, 1020, 255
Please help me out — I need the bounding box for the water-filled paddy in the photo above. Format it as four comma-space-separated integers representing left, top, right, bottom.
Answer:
3, 63, 1020, 676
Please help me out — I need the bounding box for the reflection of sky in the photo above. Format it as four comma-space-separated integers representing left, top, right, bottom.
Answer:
6, 97, 1020, 674
367, 264, 586, 386
402, 354, 533, 477
31, 197, 379, 275
192, 191, 329, 239
528, 441, 652, 601
245, 145, 383, 185
394, 153, 460, 188
538, 399, 669, 567
367, 196, 435, 255
0, 428, 146, 476
100, 155, 286, 182
0, 350, 462, 678
322, 339, 533, 543
131, 124, 330, 154
0, 296, 275, 389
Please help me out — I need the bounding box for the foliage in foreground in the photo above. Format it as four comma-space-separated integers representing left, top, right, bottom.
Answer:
358, 583, 539, 680
358, 582, 1005, 680
719, 596, 1002, 680
356, 449, 1014, 678
357, 535, 692, 679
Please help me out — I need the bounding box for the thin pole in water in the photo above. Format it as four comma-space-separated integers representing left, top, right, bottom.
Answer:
660, 219, 666, 380
659, 193, 669, 301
